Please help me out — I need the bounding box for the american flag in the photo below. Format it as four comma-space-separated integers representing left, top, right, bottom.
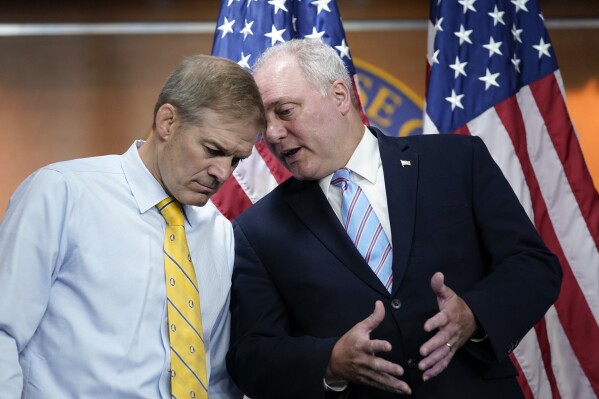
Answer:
211, 0, 365, 220
423, 0, 599, 398
211, 0, 599, 397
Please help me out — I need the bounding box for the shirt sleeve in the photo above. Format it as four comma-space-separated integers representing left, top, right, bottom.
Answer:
0, 168, 70, 396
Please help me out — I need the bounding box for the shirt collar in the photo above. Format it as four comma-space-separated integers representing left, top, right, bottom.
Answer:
121, 140, 170, 214
319, 126, 381, 193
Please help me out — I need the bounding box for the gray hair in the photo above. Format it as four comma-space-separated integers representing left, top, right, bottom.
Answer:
253, 39, 357, 108
153, 54, 266, 133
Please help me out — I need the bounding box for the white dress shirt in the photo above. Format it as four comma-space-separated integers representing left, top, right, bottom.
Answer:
320, 126, 392, 244
0, 141, 240, 398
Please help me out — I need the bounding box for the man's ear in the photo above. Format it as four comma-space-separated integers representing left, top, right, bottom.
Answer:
331, 80, 352, 115
154, 103, 177, 140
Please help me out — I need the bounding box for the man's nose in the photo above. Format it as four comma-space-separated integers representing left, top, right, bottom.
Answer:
208, 157, 235, 185
265, 121, 287, 143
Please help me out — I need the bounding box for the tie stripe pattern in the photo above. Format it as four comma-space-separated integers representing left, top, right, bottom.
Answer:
157, 197, 208, 399
331, 169, 393, 292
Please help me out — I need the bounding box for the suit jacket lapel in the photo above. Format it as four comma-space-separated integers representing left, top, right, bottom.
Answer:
285, 180, 390, 296
377, 131, 418, 294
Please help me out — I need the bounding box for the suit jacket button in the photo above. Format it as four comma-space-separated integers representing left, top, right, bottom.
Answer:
391, 299, 402, 309
407, 358, 418, 369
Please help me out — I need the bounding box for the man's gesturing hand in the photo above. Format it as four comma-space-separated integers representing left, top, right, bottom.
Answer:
326, 301, 412, 395
418, 272, 478, 381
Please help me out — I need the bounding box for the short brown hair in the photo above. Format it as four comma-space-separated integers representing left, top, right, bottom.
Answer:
153, 55, 266, 135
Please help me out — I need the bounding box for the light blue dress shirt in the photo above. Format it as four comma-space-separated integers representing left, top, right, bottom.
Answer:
0, 141, 241, 398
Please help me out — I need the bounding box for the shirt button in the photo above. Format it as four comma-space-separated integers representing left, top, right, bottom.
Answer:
391, 299, 402, 309
407, 358, 418, 369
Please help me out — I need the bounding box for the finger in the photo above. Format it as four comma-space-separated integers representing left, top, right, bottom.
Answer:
370, 356, 405, 378
418, 342, 451, 371
431, 272, 458, 306
423, 310, 449, 333
430, 272, 446, 297
369, 339, 393, 354
359, 300, 386, 333
419, 330, 452, 357
421, 354, 452, 382
360, 369, 412, 395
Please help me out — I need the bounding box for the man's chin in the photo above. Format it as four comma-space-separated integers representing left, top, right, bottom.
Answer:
180, 192, 211, 207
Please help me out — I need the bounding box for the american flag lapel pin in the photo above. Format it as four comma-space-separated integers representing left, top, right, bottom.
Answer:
401, 160, 411, 168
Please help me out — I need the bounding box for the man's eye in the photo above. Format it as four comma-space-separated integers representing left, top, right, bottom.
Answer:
278, 106, 294, 118
206, 147, 223, 156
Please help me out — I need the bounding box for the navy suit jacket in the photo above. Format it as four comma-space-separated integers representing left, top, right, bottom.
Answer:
226, 130, 561, 399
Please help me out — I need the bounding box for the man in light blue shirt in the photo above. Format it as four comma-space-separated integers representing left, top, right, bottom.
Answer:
0, 54, 266, 398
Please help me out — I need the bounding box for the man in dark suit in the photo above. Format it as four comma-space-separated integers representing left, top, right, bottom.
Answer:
226, 39, 562, 398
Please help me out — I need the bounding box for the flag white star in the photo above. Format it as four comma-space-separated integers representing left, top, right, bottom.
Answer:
488, 5, 506, 26
238, 52, 251, 69
478, 68, 500, 90
434, 17, 444, 32
311, 0, 332, 14
511, 54, 521, 73
305, 26, 325, 40
445, 89, 465, 110
511, 0, 529, 13
429, 49, 440, 65
449, 56, 468, 78
240, 19, 254, 40
533, 37, 552, 58
511, 24, 523, 43
454, 24, 473, 45
268, 0, 288, 14
458, 0, 476, 13
335, 39, 351, 59
265, 24, 286, 46
483, 37, 503, 57
227, 0, 241, 6
217, 17, 235, 39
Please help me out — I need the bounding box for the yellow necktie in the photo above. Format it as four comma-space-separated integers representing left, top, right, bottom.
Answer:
157, 197, 208, 399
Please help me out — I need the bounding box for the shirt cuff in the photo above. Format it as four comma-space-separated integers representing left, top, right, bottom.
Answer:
323, 378, 348, 392
469, 329, 488, 343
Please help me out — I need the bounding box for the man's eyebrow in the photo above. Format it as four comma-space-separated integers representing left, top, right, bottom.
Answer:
207, 139, 252, 159
265, 96, 294, 111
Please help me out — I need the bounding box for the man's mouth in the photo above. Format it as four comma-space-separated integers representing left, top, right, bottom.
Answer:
282, 148, 300, 158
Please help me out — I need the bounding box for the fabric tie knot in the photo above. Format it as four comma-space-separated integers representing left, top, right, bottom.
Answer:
331, 168, 352, 191
157, 197, 184, 226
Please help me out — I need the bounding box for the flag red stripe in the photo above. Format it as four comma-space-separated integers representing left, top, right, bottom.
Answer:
529, 74, 599, 249
494, 97, 599, 397
534, 318, 562, 399
452, 125, 471, 135
254, 140, 291, 184
211, 177, 253, 220
511, 353, 535, 399
493, 96, 561, 397
350, 75, 369, 125
455, 107, 555, 398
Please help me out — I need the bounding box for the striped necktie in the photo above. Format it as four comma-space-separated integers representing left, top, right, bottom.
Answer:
157, 197, 208, 399
331, 168, 393, 292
